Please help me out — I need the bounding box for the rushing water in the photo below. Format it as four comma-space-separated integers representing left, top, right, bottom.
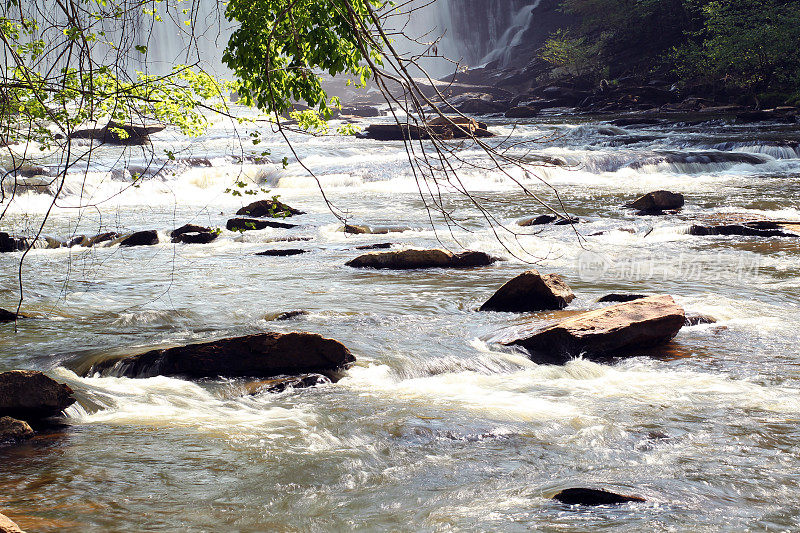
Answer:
2, 109, 800, 532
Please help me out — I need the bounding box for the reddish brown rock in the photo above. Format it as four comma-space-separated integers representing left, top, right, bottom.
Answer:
0, 371, 76, 420
346, 249, 496, 270
0, 512, 25, 533
0, 416, 34, 443
626, 190, 684, 214
495, 295, 685, 364
480, 270, 575, 312
87, 332, 355, 381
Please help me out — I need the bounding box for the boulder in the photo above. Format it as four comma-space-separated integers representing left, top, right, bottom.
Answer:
339, 106, 382, 117
355, 243, 393, 250
0, 232, 27, 253
0, 512, 25, 533
552, 488, 645, 506
505, 106, 539, 118
456, 98, 509, 114
495, 295, 685, 364
346, 249, 496, 270
172, 231, 218, 244
0, 370, 76, 420
236, 199, 304, 217
428, 116, 478, 137
480, 270, 575, 312
85, 232, 119, 247
0, 416, 34, 443
685, 313, 717, 326
359, 123, 453, 141
255, 249, 307, 257
268, 310, 309, 321
340, 224, 410, 235
626, 191, 684, 213
69, 121, 165, 145
0, 308, 20, 323
226, 218, 297, 232
518, 215, 579, 227
170, 224, 211, 239
86, 332, 355, 381
119, 230, 159, 247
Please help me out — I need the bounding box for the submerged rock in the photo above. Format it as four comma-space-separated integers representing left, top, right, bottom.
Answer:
518, 214, 579, 226
626, 190, 684, 214
268, 310, 309, 321
119, 230, 159, 247
87, 332, 355, 381
688, 223, 798, 238
495, 295, 685, 364
0, 370, 76, 420
340, 224, 410, 235
480, 270, 575, 312
245, 374, 330, 394
684, 313, 717, 326
0, 416, 34, 444
346, 249, 497, 270
597, 294, 647, 303
226, 218, 297, 232
552, 488, 646, 506
236, 199, 304, 218
0, 512, 25, 533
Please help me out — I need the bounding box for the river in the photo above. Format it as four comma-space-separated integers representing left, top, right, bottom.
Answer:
2, 108, 800, 531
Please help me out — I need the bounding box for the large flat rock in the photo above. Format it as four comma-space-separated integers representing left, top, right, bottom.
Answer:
87, 332, 355, 380
494, 295, 685, 364
0, 370, 76, 420
346, 249, 496, 270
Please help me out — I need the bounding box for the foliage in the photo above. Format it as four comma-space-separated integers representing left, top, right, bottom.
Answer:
540, 29, 600, 79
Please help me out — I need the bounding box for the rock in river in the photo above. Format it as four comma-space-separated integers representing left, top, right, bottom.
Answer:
552, 488, 645, 506
119, 230, 159, 247
0, 512, 25, 533
494, 295, 685, 364
0, 308, 22, 322
226, 218, 297, 231
626, 190, 684, 214
480, 270, 575, 312
236, 199, 304, 218
346, 249, 497, 270
87, 332, 355, 381
0, 416, 35, 444
0, 370, 76, 420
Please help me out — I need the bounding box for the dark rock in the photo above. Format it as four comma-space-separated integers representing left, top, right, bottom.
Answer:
519, 214, 556, 226
355, 243, 393, 250
172, 231, 218, 244
553, 488, 645, 506
119, 230, 159, 247
597, 294, 647, 303
610, 118, 664, 127
626, 190, 684, 212
339, 106, 382, 117
494, 295, 685, 365
684, 314, 717, 326
456, 98, 509, 114
170, 224, 211, 239
0, 416, 34, 444
360, 123, 454, 141
86, 232, 118, 247
688, 224, 797, 238
271, 310, 309, 321
0, 308, 20, 323
0, 370, 76, 420
346, 249, 496, 270
0, 232, 27, 253
473, 128, 496, 138
255, 249, 307, 257
480, 270, 575, 312
226, 218, 297, 231
69, 121, 165, 145
340, 224, 410, 235
236, 199, 304, 218
86, 332, 355, 381
505, 106, 539, 118
246, 374, 330, 394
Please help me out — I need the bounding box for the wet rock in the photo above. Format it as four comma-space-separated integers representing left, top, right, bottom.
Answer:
0, 308, 20, 323
626, 190, 684, 213
552, 488, 645, 506
505, 106, 539, 118
340, 224, 410, 235
359, 123, 454, 141
0, 370, 76, 420
495, 295, 685, 364
456, 98, 509, 115
688, 224, 798, 238
355, 243, 393, 250
170, 224, 211, 239
0, 416, 34, 444
269, 310, 309, 321
119, 230, 159, 247
172, 231, 218, 244
226, 218, 297, 232
69, 121, 165, 145
0, 512, 25, 533
87, 332, 355, 381
255, 249, 307, 257
245, 374, 330, 394
518, 215, 579, 227
339, 106, 382, 117
236, 199, 304, 218
0, 232, 27, 253
480, 270, 575, 312
685, 313, 717, 326
610, 118, 664, 127
85, 232, 118, 247
346, 249, 497, 270
597, 294, 647, 303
